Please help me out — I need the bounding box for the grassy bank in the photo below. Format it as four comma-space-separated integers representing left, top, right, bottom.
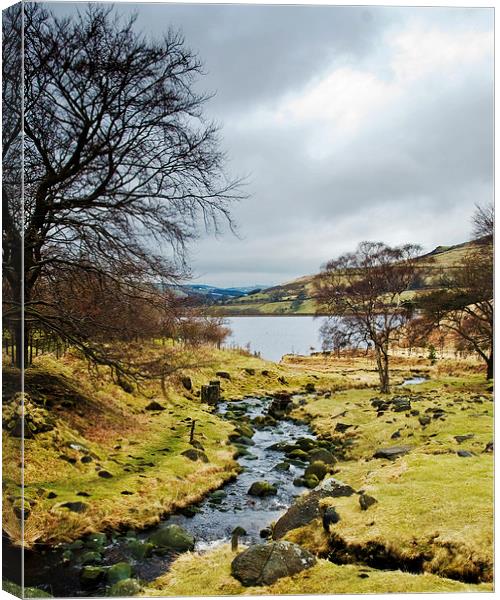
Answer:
145, 544, 491, 596
287, 375, 493, 582
2, 344, 349, 548
147, 353, 493, 595
3, 344, 492, 595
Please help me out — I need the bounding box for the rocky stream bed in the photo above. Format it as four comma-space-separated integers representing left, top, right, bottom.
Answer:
4, 393, 338, 597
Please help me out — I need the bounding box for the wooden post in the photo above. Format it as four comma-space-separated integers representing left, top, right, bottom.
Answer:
189, 419, 196, 444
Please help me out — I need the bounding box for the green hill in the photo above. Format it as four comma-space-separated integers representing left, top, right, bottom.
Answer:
210, 240, 480, 316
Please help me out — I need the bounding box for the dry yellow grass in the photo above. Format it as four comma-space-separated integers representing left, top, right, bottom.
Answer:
145, 544, 492, 596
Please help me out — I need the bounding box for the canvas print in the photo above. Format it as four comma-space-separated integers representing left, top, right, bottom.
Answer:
2, 2, 494, 597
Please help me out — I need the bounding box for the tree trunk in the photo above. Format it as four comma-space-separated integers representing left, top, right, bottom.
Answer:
374, 345, 390, 394
486, 351, 493, 380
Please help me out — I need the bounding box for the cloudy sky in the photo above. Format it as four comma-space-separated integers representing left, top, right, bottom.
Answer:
52, 3, 494, 287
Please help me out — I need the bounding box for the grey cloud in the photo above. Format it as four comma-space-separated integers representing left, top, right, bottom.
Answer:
47, 3, 493, 288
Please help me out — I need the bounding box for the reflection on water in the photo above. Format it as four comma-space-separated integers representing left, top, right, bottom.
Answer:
224, 316, 324, 362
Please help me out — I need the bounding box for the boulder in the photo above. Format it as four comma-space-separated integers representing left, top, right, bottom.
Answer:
145, 401, 165, 411
248, 481, 278, 497
253, 415, 277, 428
108, 578, 142, 597
61, 501, 88, 513
127, 540, 153, 560
216, 371, 231, 380
305, 383, 316, 393
231, 541, 316, 586
80, 566, 104, 584
322, 506, 340, 530
148, 524, 195, 552
208, 490, 227, 504
334, 422, 352, 433
235, 424, 255, 439
295, 438, 317, 451
229, 435, 254, 447
454, 434, 474, 444
371, 398, 390, 411
304, 461, 328, 481
107, 562, 132, 585
97, 470, 113, 479
181, 377, 192, 391
286, 449, 309, 461
373, 446, 411, 460
244, 368, 256, 375
304, 475, 320, 488
308, 448, 336, 465
273, 478, 354, 539
418, 416, 431, 427
391, 396, 411, 412
359, 493, 378, 511
201, 384, 220, 405
268, 394, 293, 419
483, 441, 494, 453
273, 462, 290, 472
181, 449, 209, 463
457, 450, 474, 458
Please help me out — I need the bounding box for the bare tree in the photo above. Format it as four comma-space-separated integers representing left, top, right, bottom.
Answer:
314, 242, 422, 392
2, 4, 243, 369
2, 5, 23, 368
472, 201, 493, 242
419, 240, 493, 379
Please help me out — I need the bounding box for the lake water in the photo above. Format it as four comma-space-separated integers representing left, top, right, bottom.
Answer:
224, 316, 325, 362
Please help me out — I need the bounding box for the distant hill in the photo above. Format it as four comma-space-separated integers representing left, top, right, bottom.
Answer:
209, 239, 481, 316
172, 283, 266, 303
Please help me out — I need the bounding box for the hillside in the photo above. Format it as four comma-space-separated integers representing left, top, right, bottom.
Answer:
209, 240, 480, 316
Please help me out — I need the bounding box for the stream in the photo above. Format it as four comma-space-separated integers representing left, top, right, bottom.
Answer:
5, 396, 317, 597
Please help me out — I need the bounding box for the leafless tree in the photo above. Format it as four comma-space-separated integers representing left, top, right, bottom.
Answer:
419, 240, 493, 379
471, 201, 493, 242
2, 4, 243, 369
314, 242, 422, 392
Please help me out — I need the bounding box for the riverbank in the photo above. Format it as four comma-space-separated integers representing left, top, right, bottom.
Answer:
146, 355, 493, 595
3, 345, 492, 595
2, 343, 350, 549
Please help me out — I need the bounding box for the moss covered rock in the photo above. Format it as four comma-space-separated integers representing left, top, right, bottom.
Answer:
308, 448, 336, 465
231, 541, 316, 586
248, 481, 278, 497
108, 578, 142, 597
80, 566, 105, 584
148, 524, 195, 551
304, 461, 328, 481
107, 562, 132, 585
